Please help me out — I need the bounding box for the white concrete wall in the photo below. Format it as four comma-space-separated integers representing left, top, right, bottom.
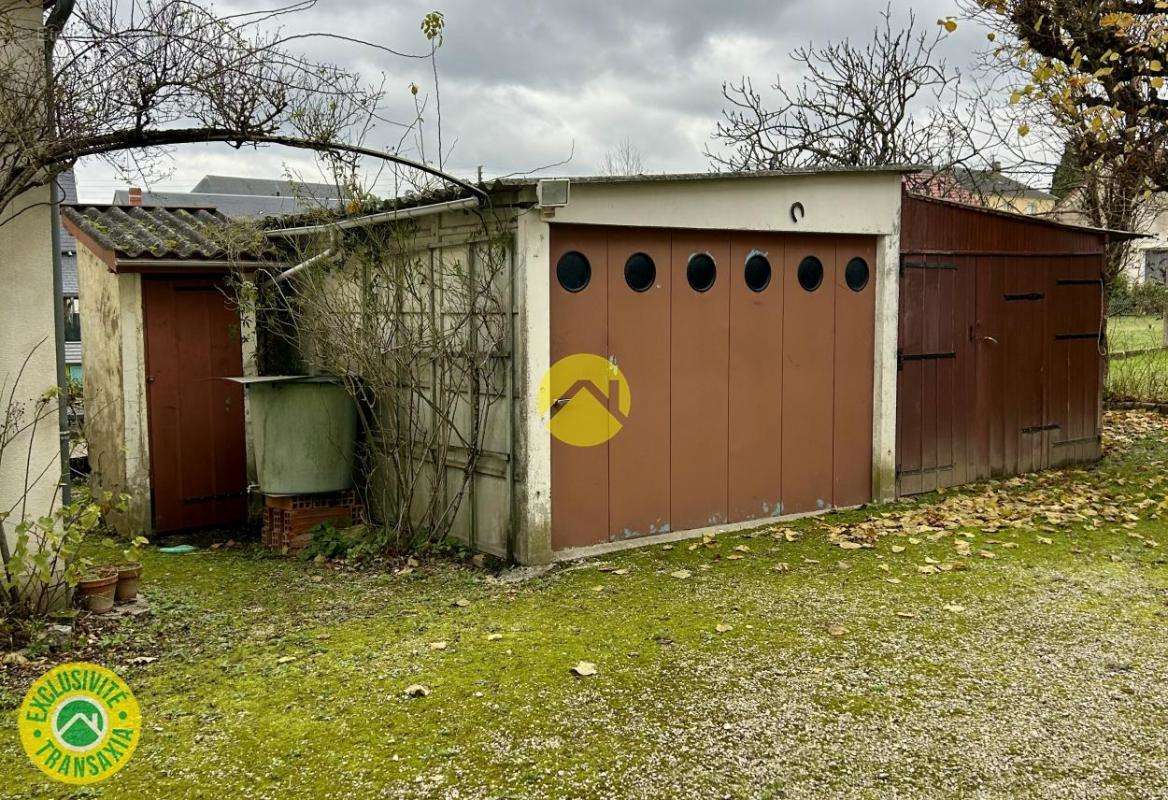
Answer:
76, 245, 151, 534
515, 209, 552, 564
1, 2, 61, 549
551, 173, 902, 236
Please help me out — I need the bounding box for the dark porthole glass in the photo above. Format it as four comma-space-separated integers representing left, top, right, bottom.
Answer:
744, 253, 772, 293
556, 251, 591, 293
624, 252, 656, 292
687, 253, 717, 292
845, 257, 870, 292
797, 255, 824, 292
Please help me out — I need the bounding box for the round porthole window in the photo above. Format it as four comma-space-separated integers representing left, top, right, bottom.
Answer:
555, 251, 590, 293
797, 255, 824, 292
744, 253, 771, 293
624, 252, 656, 292
845, 257, 870, 292
687, 253, 717, 293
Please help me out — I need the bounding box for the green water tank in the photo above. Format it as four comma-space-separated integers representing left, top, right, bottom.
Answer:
228, 376, 357, 495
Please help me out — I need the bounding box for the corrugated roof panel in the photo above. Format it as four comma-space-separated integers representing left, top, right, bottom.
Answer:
62, 204, 269, 262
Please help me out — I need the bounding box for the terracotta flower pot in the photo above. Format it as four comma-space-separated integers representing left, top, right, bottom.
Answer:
77, 567, 118, 614
114, 562, 143, 603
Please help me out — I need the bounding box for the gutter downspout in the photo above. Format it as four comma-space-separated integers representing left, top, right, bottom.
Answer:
49, 181, 70, 505
46, 4, 73, 505
272, 248, 336, 284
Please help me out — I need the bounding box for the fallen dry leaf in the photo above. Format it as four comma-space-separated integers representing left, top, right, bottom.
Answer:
428, 641, 448, 651
405, 684, 431, 698
827, 625, 848, 637
670, 570, 692, 579
276, 655, 297, 664
486, 633, 504, 641
895, 611, 918, 619
571, 661, 598, 677
943, 604, 966, 613
715, 623, 733, 634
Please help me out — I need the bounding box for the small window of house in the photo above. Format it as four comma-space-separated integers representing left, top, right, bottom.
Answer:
624, 252, 656, 292
797, 256, 824, 292
556, 251, 591, 293
845, 257, 870, 292
687, 253, 717, 292
744, 253, 772, 293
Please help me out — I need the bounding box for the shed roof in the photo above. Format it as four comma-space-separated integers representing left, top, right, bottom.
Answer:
904, 192, 1145, 241
62, 205, 268, 270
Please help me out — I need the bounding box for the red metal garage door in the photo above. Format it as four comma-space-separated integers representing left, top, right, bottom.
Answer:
142, 277, 247, 532
549, 226, 877, 550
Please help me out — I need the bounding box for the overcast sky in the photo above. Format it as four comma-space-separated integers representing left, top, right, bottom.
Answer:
75, 0, 990, 202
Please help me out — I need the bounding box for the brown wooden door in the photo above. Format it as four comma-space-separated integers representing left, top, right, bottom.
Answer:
142, 278, 247, 532
895, 258, 969, 495
975, 258, 1049, 477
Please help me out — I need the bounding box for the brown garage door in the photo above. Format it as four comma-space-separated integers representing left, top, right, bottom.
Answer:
549, 225, 876, 550
142, 277, 248, 533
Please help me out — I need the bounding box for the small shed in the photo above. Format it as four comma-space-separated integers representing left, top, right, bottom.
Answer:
896, 194, 1133, 496
63, 205, 263, 536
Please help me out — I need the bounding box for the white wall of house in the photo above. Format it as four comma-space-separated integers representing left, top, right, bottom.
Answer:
75, 246, 151, 534
1123, 202, 1168, 283
0, 2, 61, 549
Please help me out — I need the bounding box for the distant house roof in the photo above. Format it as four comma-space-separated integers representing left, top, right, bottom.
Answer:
952, 168, 1055, 202
60, 252, 78, 295
191, 174, 342, 198
54, 170, 79, 296
112, 174, 345, 219
62, 205, 268, 271
110, 189, 339, 219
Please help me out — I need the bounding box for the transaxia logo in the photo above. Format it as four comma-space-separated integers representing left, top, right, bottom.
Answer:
18, 663, 141, 785
539, 353, 632, 447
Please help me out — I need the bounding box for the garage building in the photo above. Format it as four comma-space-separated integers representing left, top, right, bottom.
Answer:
68, 169, 1129, 560
293, 168, 1128, 563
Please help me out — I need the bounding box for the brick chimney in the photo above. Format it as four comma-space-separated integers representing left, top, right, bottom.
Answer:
128, 187, 142, 206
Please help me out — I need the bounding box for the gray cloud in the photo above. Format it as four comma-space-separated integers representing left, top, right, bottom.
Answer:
76, 1, 989, 201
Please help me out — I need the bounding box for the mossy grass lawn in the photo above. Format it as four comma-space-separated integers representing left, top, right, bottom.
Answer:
4, 412, 1168, 799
